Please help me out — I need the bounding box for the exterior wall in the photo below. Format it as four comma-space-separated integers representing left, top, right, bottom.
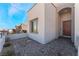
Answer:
54, 3, 74, 42
7, 33, 28, 40
75, 4, 79, 56
28, 4, 45, 44
28, 3, 74, 44
75, 4, 79, 45
44, 4, 57, 43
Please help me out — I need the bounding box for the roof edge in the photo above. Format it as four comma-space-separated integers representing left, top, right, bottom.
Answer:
27, 3, 57, 13
27, 3, 37, 12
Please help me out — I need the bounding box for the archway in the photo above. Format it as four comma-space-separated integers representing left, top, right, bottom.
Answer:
58, 8, 71, 37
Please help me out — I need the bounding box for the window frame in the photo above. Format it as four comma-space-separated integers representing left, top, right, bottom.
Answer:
30, 18, 38, 33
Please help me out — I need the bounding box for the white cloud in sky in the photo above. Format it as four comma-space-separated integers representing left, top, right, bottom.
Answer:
8, 4, 20, 16
8, 3, 33, 16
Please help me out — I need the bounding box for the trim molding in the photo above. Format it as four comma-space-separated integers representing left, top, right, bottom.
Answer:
27, 3, 57, 13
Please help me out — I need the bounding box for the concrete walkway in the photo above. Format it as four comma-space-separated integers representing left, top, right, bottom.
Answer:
0, 35, 5, 53
11, 37, 77, 56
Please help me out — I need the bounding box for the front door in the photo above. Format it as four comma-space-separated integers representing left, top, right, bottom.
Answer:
63, 20, 71, 36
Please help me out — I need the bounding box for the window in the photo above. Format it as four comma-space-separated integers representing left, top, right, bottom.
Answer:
31, 18, 38, 33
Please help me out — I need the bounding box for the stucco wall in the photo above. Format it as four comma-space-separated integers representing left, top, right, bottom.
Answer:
54, 3, 74, 42
44, 3, 57, 43
54, 3, 73, 37
75, 3, 79, 44
74, 3, 79, 56
75, 4, 79, 48
28, 3, 74, 44
28, 4, 45, 44
7, 33, 28, 40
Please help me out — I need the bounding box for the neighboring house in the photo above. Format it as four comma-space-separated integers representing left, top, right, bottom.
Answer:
21, 24, 27, 33
0, 29, 8, 35
15, 25, 22, 33
27, 3, 74, 44
14, 24, 27, 33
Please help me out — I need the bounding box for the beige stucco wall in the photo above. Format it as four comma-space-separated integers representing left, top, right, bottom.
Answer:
28, 3, 74, 44
75, 4, 79, 43
44, 3, 74, 43
28, 3, 58, 44
44, 3, 57, 43
54, 3, 74, 42
28, 3, 45, 44
75, 4, 79, 55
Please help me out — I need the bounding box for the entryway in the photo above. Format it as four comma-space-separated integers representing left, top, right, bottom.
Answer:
63, 20, 71, 36
59, 8, 71, 37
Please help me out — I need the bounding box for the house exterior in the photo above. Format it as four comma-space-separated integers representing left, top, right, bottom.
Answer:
75, 4, 79, 56
21, 24, 27, 33
15, 25, 22, 33
0, 29, 8, 35
27, 3, 74, 44
14, 24, 27, 33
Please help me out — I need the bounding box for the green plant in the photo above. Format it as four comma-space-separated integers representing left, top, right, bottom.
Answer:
3, 42, 11, 47
3, 50, 15, 56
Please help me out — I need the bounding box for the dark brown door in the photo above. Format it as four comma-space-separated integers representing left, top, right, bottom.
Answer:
63, 20, 71, 36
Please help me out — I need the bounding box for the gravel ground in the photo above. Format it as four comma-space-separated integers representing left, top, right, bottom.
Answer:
10, 37, 77, 56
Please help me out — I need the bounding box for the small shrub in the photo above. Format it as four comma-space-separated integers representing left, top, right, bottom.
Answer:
22, 30, 27, 33
6, 51, 14, 56
3, 42, 11, 47
2, 50, 15, 56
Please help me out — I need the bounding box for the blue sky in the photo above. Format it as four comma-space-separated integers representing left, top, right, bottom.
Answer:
0, 3, 33, 30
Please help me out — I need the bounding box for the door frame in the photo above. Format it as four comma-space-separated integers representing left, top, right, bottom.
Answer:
62, 20, 71, 38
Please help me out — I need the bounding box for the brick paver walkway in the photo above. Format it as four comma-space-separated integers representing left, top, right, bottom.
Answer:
11, 37, 77, 56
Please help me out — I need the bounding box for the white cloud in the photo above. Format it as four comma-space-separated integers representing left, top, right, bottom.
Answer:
8, 4, 21, 16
